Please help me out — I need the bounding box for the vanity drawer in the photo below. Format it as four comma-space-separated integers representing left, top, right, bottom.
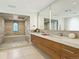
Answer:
62, 44, 79, 59
62, 44, 79, 55
38, 37, 62, 55
40, 37, 61, 48
61, 51, 79, 59
62, 49, 74, 59
38, 44, 60, 59
61, 56, 76, 59
31, 35, 43, 43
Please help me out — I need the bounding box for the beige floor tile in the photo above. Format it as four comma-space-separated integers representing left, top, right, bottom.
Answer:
0, 36, 50, 59
0, 52, 8, 59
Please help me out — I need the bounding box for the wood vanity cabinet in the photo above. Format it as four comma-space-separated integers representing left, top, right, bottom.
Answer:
31, 34, 79, 59
31, 34, 62, 59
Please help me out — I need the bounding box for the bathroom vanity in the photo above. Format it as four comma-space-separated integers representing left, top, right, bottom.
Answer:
31, 33, 79, 59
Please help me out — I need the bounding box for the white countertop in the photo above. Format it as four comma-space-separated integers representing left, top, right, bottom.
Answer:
31, 32, 79, 49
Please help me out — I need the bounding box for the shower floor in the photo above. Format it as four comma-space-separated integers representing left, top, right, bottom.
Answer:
0, 35, 30, 50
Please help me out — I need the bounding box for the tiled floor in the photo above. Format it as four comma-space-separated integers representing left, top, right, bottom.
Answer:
0, 35, 51, 59
0, 46, 49, 59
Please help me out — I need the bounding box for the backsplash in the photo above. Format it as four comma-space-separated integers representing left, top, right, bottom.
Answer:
40, 30, 79, 39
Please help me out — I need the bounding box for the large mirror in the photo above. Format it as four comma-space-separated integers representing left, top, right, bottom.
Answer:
38, 7, 50, 30
38, 0, 79, 31
64, 16, 79, 31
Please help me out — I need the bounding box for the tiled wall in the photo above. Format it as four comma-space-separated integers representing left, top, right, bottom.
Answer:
0, 17, 4, 43
5, 20, 25, 35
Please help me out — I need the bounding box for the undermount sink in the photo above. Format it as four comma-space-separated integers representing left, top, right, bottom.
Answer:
41, 33, 50, 36
40, 33, 65, 39
49, 34, 64, 38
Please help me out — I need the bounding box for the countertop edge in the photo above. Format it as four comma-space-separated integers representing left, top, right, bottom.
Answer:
31, 33, 79, 49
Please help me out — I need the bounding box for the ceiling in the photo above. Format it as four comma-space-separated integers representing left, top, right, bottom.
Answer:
51, 0, 79, 17
39, 0, 79, 18
0, 0, 55, 13
0, 0, 79, 17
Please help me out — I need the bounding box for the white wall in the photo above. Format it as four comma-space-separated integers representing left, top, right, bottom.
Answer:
38, 16, 44, 29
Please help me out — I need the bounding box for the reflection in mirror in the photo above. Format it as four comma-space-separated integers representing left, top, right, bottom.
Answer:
50, 0, 79, 31
41, 17, 58, 31
38, 0, 79, 31
51, 20, 58, 31
38, 7, 50, 30
44, 18, 49, 30
64, 16, 79, 31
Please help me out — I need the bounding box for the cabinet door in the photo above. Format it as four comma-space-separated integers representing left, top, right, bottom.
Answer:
31, 35, 37, 44
61, 51, 74, 59
63, 45, 79, 55
38, 36, 62, 55
61, 54, 79, 59
72, 54, 79, 59
61, 44, 79, 59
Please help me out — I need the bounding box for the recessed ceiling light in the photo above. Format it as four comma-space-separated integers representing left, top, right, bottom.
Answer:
72, 0, 77, 5
65, 9, 71, 12
8, 5, 16, 8
73, 2, 77, 5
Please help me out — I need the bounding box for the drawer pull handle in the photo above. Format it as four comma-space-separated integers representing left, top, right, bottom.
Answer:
63, 49, 74, 54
